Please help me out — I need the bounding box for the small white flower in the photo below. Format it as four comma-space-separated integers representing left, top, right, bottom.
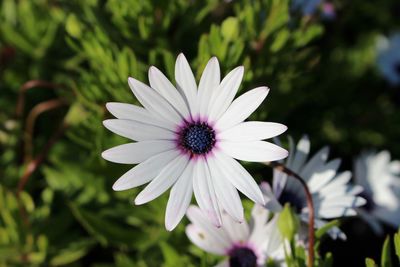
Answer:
102, 54, 288, 230
261, 135, 366, 240
376, 33, 400, 85
185, 205, 285, 267
354, 151, 400, 234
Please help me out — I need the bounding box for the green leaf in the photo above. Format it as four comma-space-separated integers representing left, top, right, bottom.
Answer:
65, 14, 82, 38
381, 236, 392, 267
221, 17, 239, 41
394, 229, 400, 262
277, 203, 300, 241
322, 252, 333, 267
365, 258, 377, 267
50, 239, 95, 266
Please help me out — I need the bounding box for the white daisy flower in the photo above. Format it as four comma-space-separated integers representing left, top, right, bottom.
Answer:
102, 54, 288, 230
261, 135, 366, 240
376, 33, 400, 85
185, 204, 284, 267
354, 151, 400, 234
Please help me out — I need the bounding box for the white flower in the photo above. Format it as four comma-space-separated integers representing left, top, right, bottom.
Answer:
376, 33, 400, 85
102, 54, 288, 230
261, 135, 366, 240
354, 151, 400, 234
185, 204, 284, 267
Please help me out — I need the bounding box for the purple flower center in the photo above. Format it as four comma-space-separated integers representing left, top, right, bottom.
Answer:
278, 188, 305, 213
229, 247, 258, 267
179, 122, 216, 155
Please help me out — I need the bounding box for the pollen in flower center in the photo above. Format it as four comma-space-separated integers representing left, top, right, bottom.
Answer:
229, 247, 258, 267
179, 122, 216, 155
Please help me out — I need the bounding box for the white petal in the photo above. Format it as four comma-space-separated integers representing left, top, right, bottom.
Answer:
102, 140, 175, 164
198, 57, 220, 118
175, 53, 198, 115
272, 169, 288, 199
285, 136, 296, 168
208, 66, 244, 122
300, 146, 330, 180
259, 182, 282, 212
220, 210, 250, 243
389, 160, 400, 174
112, 150, 180, 191
219, 140, 289, 162
186, 205, 231, 250
165, 161, 194, 231
259, 216, 282, 255
128, 77, 182, 125
207, 155, 244, 222
319, 171, 352, 195
134, 155, 189, 205
249, 203, 271, 239
213, 151, 265, 205
315, 196, 366, 210
103, 119, 176, 141
307, 159, 341, 193
185, 224, 227, 255
148, 66, 190, 118
215, 87, 269, 130
106, 102, 174, 129
193, 158, 222, 227
318, 207, 357, 218
290, 135, 311, 173
218, 121, 287, 142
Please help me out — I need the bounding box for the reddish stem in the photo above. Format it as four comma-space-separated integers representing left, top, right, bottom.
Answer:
23, 99, 67, 163
268, 161, 315, 267
16, 80, 64, 118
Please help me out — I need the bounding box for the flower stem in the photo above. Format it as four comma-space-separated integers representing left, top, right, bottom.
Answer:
267, 161, 315, 267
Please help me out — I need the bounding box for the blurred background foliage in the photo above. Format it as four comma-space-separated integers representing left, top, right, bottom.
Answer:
1, 0, 400, 266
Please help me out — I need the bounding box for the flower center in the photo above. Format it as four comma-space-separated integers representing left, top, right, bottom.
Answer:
229, 247, 258, 267
359, 191, 375, 212
179, 122, 216, 155
394, 62, 400, 75
278, 188, 305, 213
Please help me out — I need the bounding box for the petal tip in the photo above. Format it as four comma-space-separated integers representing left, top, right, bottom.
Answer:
134, 196, 145, 206
177, 52, 186, 60
165, 220, 178, 231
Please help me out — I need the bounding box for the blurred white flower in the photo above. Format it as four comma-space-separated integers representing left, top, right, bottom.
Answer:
291, 0, 321, 15
261, 135, 366, 240
292, 0, 335, 19
185, 205, 285, 267
376, 33, 400, 85
354, 151, 400, 234
102, 54, 288, 230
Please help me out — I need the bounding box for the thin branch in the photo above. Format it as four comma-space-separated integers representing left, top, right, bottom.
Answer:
16, 80, 65, 118
23, 99, 67, 163
18, 122, 67, 195
17, 122, 67, 228
266, 161, 315, 267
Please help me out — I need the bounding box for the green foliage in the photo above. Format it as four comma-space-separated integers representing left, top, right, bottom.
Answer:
364, 230, 400, 267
